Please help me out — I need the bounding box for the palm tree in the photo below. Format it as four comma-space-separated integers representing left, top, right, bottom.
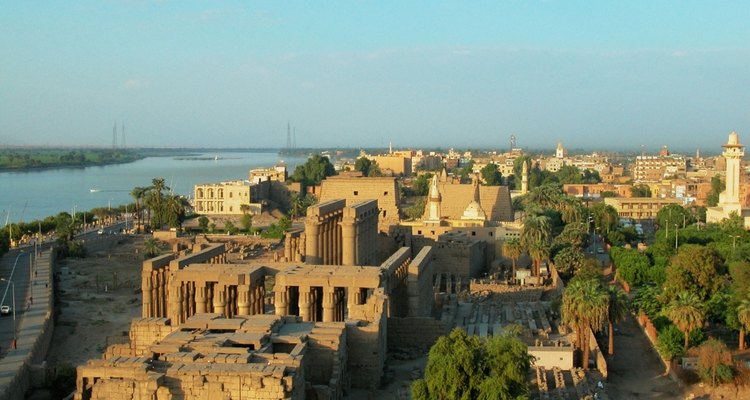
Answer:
143, 237, 161, 258
666, 292, 705, 350
557, 196, 583, 224
561, 278, 609, 369
737, 298, 750, 350
130, 186, 148, 233
165, 194, 189, 229
502, 238, 523, 282
527, 240, 549, 286
607, 286, 629, 355
521, 213, 551, 250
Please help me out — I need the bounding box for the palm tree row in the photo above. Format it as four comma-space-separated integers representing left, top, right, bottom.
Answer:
562, 277, 629, 368
130, 178, 191, 232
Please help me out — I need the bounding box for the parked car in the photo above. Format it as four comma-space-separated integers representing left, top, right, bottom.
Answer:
0, 305, 11, 316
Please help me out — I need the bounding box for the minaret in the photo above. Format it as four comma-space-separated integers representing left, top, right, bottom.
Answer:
719, 131, 744, 215
424, 174, 442, 223
521, 160, 529, 194
556, 142, 566, 159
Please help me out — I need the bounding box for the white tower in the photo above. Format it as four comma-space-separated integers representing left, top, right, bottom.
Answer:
555, 142, 566, 159
521, 161, 529, 194
424, 174, 442, 223
719, 131, 744, 215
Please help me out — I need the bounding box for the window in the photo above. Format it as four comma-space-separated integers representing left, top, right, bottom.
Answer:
384, 191, 388, 195
471, 231, 476, 236
418, 230, 422, 235
354, 191, 359, 195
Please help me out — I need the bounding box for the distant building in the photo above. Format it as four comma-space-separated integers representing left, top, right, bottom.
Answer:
193, 180, 261, 215
604, 197, 681, 220
632, 150, 688, 183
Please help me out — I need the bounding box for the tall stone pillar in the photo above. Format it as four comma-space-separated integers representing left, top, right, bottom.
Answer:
322, 288, 336, 322
237, 284, 251, 315
257, 285, 265, 314
142, 274, 153, 318
299, 287, 312, 321
341, 218, 355, 265
213, 286, 226, 316
305, 221, 321, 264
274, 288, 288, 316
195, 283, 207, 314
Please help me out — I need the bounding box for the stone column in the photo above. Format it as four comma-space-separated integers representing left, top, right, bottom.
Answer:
305, 221, 321, 264
213, 286, 226, 316
322, 288, 336, 322
257, 285, 265, 314
195, 283, 207, 314
274, 288, 288, 316
142, 273, 153, 318
299, 287, 312, 321
237, 284, 251, 315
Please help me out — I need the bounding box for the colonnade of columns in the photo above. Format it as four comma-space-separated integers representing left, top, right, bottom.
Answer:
341, 201, 379, 266
274, 285, 366, 322
433, 273, 462, 294
283, 229, 306, 262
142, 268, 169, 318
167, 279, 266, 325
305, 213, 343, 265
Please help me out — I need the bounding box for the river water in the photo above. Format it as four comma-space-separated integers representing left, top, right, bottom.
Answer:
0, 151, 306, 223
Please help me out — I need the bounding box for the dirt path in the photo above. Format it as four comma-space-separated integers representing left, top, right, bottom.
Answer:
606, 314, 684, 399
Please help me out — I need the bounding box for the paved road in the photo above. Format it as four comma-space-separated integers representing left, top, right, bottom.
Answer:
0, 220, 127, 355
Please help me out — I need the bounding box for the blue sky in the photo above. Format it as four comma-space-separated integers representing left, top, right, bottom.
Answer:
1, 1, 749, 152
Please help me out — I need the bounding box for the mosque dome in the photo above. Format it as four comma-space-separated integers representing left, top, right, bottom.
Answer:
461, 200, 486, 220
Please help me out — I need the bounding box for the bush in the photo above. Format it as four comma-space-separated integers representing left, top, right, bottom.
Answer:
656, 324, 685, 360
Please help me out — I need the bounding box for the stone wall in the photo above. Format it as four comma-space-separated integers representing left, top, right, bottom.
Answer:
407, 246, 434, 317
346, 289, 388, 390
386, 317, 450, 351
319, 176, 401, 231
412, 236, 486, 282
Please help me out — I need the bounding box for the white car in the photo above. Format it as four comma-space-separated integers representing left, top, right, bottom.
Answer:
0, 305, 10, 316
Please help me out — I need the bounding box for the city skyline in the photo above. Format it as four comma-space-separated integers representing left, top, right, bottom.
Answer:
1, 1, 749, 150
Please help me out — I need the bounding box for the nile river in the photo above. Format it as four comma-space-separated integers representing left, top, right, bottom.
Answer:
0, 151, 306, 223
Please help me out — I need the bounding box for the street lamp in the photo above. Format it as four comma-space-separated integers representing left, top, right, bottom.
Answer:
674, 224, 679, 250
1, 278, 16, 349
731, 235, 740, 250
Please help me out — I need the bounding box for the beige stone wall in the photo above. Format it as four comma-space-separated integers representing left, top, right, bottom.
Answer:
413, 236, 486, 282
319, 177, 401, 231
528, 346, 575, 370
346, 289, 388, 390
386, 317, 450, 351
372, 155, 412, 176
407, 246, 434, 317
436, 182, 513, 222
468, 280, 544, 302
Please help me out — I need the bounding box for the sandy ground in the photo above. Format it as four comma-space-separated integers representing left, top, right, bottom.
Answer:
46, 234, 144, 367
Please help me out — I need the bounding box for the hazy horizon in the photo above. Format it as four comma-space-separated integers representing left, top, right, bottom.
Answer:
1, 1, 748, 151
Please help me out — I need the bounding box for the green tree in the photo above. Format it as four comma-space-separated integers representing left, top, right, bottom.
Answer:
224, 220, 237, 235
404, 197, 427, 220
630, 184, 652, 197
553, 246, 587, 280
412, 173, 434, 196
198, 216, 209, 232
556, 165, 583, 184
589, 203, 618, 236
130, 186, 148, 233
556, 196, 583, 224
737, 299, 750, 350
354, 157, 381, 177
502, 238, 523, 281
143, 237, 161, 258
657, 204, 693, 232
607, 286, 629, 355
610, 247, 651, 287
665, 291, 705, 350
411, 328, 531, 400
562, 278, 609, 369
697, 339, 734, 387
240, 214, 253, 233
554, 221, 588, 250
706, 175, 723, 207
290, 155, 336, 188
479, 163, 503, 186
664, 244, 724, 301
